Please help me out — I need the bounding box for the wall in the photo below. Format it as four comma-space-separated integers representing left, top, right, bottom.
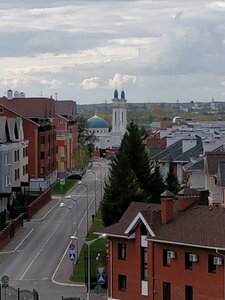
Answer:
153, 242, 224, 300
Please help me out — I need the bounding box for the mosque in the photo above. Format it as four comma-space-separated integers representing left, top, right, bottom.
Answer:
87, 89, 128, 152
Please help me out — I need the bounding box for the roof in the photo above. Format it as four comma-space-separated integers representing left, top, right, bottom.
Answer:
0, 97, 55, 119
183, 157, 204, 171
151, 136, 203, 162
55, 100, 77, 118
87, 114, 109, 129
99, 201, 225, 250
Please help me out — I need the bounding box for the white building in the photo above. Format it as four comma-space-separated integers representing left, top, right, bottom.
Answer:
87, 89, 128, 150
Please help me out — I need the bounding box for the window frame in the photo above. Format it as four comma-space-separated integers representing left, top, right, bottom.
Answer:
118, 243, 126, 260
118, 274, 126, 291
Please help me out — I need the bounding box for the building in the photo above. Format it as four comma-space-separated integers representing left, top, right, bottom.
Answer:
54, 100, 78, 176
87, 90, 127, 152
0, 115, 28, 215
0, 97, 57, 191
98, 189, 225, 300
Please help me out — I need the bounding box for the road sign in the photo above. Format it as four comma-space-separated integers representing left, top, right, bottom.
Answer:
60, 178, 65, 185
69, 243, 75, 250
69, 252, 76, 261
97, 274, 105, 284
1, 275, 9, 284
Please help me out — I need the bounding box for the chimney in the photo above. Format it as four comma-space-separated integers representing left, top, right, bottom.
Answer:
160, 190, 175, 225
178, 188, 200, 211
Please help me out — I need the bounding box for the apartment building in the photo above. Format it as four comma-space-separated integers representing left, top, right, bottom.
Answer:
0, 116, 28, 213
0, 98, 57, 191
99, 189, 225, 300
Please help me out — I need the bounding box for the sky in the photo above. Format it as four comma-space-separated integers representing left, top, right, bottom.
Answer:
0, 0, 225, 104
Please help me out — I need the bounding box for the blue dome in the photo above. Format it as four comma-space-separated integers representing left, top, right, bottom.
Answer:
87, 115, 109, 128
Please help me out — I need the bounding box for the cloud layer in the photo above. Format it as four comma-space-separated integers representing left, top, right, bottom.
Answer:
0, 0, 224, 103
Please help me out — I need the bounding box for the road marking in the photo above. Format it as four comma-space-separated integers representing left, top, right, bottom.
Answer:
30, 199, 60, 222
20, 212, 69, 280
0, 228, 34, 254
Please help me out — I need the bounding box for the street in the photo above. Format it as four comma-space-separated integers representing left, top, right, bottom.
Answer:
0, 160, 108, 300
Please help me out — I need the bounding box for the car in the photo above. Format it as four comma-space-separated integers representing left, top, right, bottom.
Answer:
67, 173, 82, 180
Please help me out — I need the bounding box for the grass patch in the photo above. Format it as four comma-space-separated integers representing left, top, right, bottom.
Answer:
71, 210, 106, 283
52, 179, 76, 195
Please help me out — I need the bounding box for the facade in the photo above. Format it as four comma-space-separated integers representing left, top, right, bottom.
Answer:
0, 99, 57, 191
87, 90, 127, 151
55, 100, 78, 174
99, 190, 225, 300
0, 116, 28, 214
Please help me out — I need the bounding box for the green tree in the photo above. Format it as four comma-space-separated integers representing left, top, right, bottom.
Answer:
165, 161, 179, 194
126, 121, 153, 199
101, 134, 142, 226
101, 121, 157, 226
150, 162, 165, 203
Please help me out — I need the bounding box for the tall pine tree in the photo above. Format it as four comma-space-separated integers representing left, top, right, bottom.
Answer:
101, 132, 142, 226
165, 161, 180, 195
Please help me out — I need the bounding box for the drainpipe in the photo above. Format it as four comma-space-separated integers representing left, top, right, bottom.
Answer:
110, 240, 113, 299
216, 249, 225, 300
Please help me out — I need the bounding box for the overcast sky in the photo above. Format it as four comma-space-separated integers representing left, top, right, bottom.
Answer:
0, 0, 225, 104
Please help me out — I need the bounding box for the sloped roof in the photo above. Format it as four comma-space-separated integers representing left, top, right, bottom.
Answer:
99, 201, 225, 249
151, 139, 183, 161
0, 97, 55, 119
55, 100, 76, 118
183, 157, 204, 171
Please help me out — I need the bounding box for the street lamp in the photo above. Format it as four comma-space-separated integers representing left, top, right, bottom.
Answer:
93, 163, 103, 201
84, 234, 107, 300
60, 202, 73, 234
87, 169, 97, 215
78, 181, 89, 234
65, 195, 79, 260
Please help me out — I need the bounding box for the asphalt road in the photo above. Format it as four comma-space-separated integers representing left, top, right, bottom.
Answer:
0, 160, 109, 300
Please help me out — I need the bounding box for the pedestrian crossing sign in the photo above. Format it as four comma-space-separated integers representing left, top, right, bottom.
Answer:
69, 253, 76, 261
97, 274, 105, 284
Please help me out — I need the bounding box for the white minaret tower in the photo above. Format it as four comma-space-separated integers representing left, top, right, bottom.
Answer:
112, 89, 127, 134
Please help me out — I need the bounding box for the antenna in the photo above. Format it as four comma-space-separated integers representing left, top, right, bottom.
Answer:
55, 92, 58, 101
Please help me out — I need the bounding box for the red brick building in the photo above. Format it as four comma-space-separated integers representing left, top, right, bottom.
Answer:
0, 97, 57, 191
99, 189, 225, 300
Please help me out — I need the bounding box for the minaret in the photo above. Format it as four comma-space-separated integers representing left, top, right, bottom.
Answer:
112, 89, 127, 134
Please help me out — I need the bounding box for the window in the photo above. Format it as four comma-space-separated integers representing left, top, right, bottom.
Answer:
118, 243, 126, 260
163, 249, 170, 266
40, 152, 45, 159
208, 255, 216, 273
163, 282, 171, 300
118, 275, 126, 291
185, 252, 193, 270
141, 247, 148, 280
40, 167, 45, 175
40, 136, 45, 144
14, 150, 19, 161
0, 106, 4, 113
185, 285, 193, 300
5, 174, 11, 186
14, 169, 19, 181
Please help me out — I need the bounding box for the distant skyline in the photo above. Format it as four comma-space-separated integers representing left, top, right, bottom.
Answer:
0, 0, 225, 104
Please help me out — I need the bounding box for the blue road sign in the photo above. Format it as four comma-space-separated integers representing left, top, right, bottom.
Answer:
97, 274, 105, 284
69, 243, 75, 250
69, 252, 76, 261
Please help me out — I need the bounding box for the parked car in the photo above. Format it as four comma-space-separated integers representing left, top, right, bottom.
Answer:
67, 173, 82, 180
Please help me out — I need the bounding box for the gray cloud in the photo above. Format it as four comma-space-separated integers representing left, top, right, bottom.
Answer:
0, 0, 224, 103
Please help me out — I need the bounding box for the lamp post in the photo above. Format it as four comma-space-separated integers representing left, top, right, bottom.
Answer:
65, 195, 79, 260
87, 169, 97, 215
94, 163, 103, 201
84, 234, 107, 300
78, 181, 89, 234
